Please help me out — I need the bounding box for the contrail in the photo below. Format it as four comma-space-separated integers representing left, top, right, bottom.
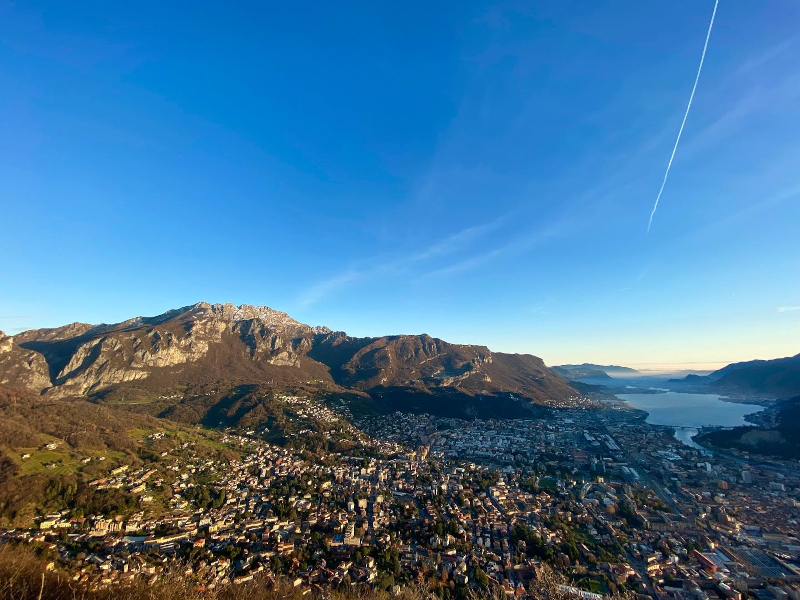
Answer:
647, 0, 719, 232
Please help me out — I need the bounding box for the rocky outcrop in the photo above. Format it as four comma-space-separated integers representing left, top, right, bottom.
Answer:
0, 332, 51, 393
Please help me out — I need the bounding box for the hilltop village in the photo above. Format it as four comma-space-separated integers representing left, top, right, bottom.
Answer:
2, 393, 799, 600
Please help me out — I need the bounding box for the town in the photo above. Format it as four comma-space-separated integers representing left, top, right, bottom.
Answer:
2, 393, 799, 600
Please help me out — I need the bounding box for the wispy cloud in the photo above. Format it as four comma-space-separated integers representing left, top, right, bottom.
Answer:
297, 270, 363, 309
680, 54, 800, 162
680, 75, 800, 162
299, 21, 800, 307
406, 217, 508, 262
420, 247, 504, 279
736, 34, 799, 76
419, 208, 573, 280
690, 183, 800, 240
777, 306, 800, 313
296, 216, 508, 307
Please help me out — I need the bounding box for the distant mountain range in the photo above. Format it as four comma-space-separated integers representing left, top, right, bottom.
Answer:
669, 353, 800, 398
552, 363, 640, 380
0, 303, 578, 417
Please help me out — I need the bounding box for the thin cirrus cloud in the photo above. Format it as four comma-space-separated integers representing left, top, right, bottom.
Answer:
679, 37, 800, 162
777, 307, 800, 313
736, 34, 799, 76
680, 73, 800, 162
418, 204, 577, 281
296, 216, 508, 307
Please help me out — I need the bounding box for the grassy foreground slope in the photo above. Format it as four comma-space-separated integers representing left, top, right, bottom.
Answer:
0, 385, 238, 527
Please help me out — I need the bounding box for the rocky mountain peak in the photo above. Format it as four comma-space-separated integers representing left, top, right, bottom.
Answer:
183, 302, 316, 331
130, 302, 332, 336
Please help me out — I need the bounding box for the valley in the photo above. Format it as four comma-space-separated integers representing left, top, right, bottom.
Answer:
0, 304, 799, 600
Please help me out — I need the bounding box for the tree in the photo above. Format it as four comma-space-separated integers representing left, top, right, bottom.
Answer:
474, 566, 490, 589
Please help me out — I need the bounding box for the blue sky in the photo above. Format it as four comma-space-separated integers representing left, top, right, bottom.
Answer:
1, 1, 798, 369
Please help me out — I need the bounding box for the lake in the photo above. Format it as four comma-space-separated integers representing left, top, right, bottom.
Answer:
616, 391, 763, 450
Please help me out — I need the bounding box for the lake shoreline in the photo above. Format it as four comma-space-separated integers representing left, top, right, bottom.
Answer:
614, 391, 765, 451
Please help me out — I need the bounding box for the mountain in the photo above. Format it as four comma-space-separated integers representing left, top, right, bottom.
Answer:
0, 303, 578, 411
2, 303, 331, 399
670, 353, 800, 398
552, 363, 639, 379
710, 354, 800, 397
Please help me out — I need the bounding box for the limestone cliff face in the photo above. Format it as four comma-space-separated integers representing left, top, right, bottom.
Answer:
1, 303, 324, 398
51, 327, 212, 396
0, 332, 52, 393
0, 303, 577, 405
